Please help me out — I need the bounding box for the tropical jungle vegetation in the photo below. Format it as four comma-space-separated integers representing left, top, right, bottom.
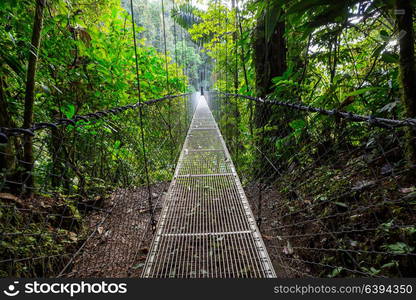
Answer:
0, 0, 415, 278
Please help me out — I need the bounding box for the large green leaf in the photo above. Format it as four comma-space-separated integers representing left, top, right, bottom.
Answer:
381, 52, 399, 64
63, 104, 76, 119
345, 87, 383, 97
264, 0, 283, 42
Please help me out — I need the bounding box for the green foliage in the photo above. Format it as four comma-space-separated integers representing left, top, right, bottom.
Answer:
0, 0, 188, 128
382, 242, 415, 255
0, 203, 79, 277
0, 0, 194, 277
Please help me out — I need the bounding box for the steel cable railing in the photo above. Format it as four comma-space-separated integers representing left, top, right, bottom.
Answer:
215, 92, 416, 129
0, 94, 191, 141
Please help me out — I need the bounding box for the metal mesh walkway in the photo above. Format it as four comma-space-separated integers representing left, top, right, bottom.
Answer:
142, 95, 276, 278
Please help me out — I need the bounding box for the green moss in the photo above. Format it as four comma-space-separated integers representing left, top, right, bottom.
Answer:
0, 202, 83, 277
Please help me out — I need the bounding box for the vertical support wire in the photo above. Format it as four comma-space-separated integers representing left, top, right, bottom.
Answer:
235, 0, 253, 135
181, 26, 188, 128
184, 0, 191, 126
129, 0, 155, 227
181, 1, 187, 130
225, 6, 229, 140
215, 0, 221, 128
171, 0, 183, 138
233, 0, 240, 164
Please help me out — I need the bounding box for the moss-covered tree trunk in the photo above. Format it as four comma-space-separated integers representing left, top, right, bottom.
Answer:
252, 18, 286, 128
22, 0, 46, 196
396, 0, 416, 165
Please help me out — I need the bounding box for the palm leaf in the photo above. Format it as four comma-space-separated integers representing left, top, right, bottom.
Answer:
171, 3, 201, 30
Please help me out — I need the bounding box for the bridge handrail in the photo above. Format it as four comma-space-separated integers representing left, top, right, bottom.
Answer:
0, 93, 191, 142
213, 91, 416, 129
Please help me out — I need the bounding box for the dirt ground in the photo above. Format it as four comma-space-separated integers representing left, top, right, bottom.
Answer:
64, 183, 169, 278
244, 183, 311, 278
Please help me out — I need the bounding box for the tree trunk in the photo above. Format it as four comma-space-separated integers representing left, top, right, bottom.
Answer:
50, 118, 66, 189
22, 0, 46, 195
396, 0, 416, 165
252, 17, 286, 128
0, 77, 15, 171
252, 11, 287, 179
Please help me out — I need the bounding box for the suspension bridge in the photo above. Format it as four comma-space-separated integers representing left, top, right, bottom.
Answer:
143, 94, 275, 278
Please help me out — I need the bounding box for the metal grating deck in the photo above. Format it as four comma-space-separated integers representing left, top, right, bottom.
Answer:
142, 95, 276, 278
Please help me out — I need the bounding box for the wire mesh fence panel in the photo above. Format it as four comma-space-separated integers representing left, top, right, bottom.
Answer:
0, 94, 194, 278
206, 91, 416, 278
